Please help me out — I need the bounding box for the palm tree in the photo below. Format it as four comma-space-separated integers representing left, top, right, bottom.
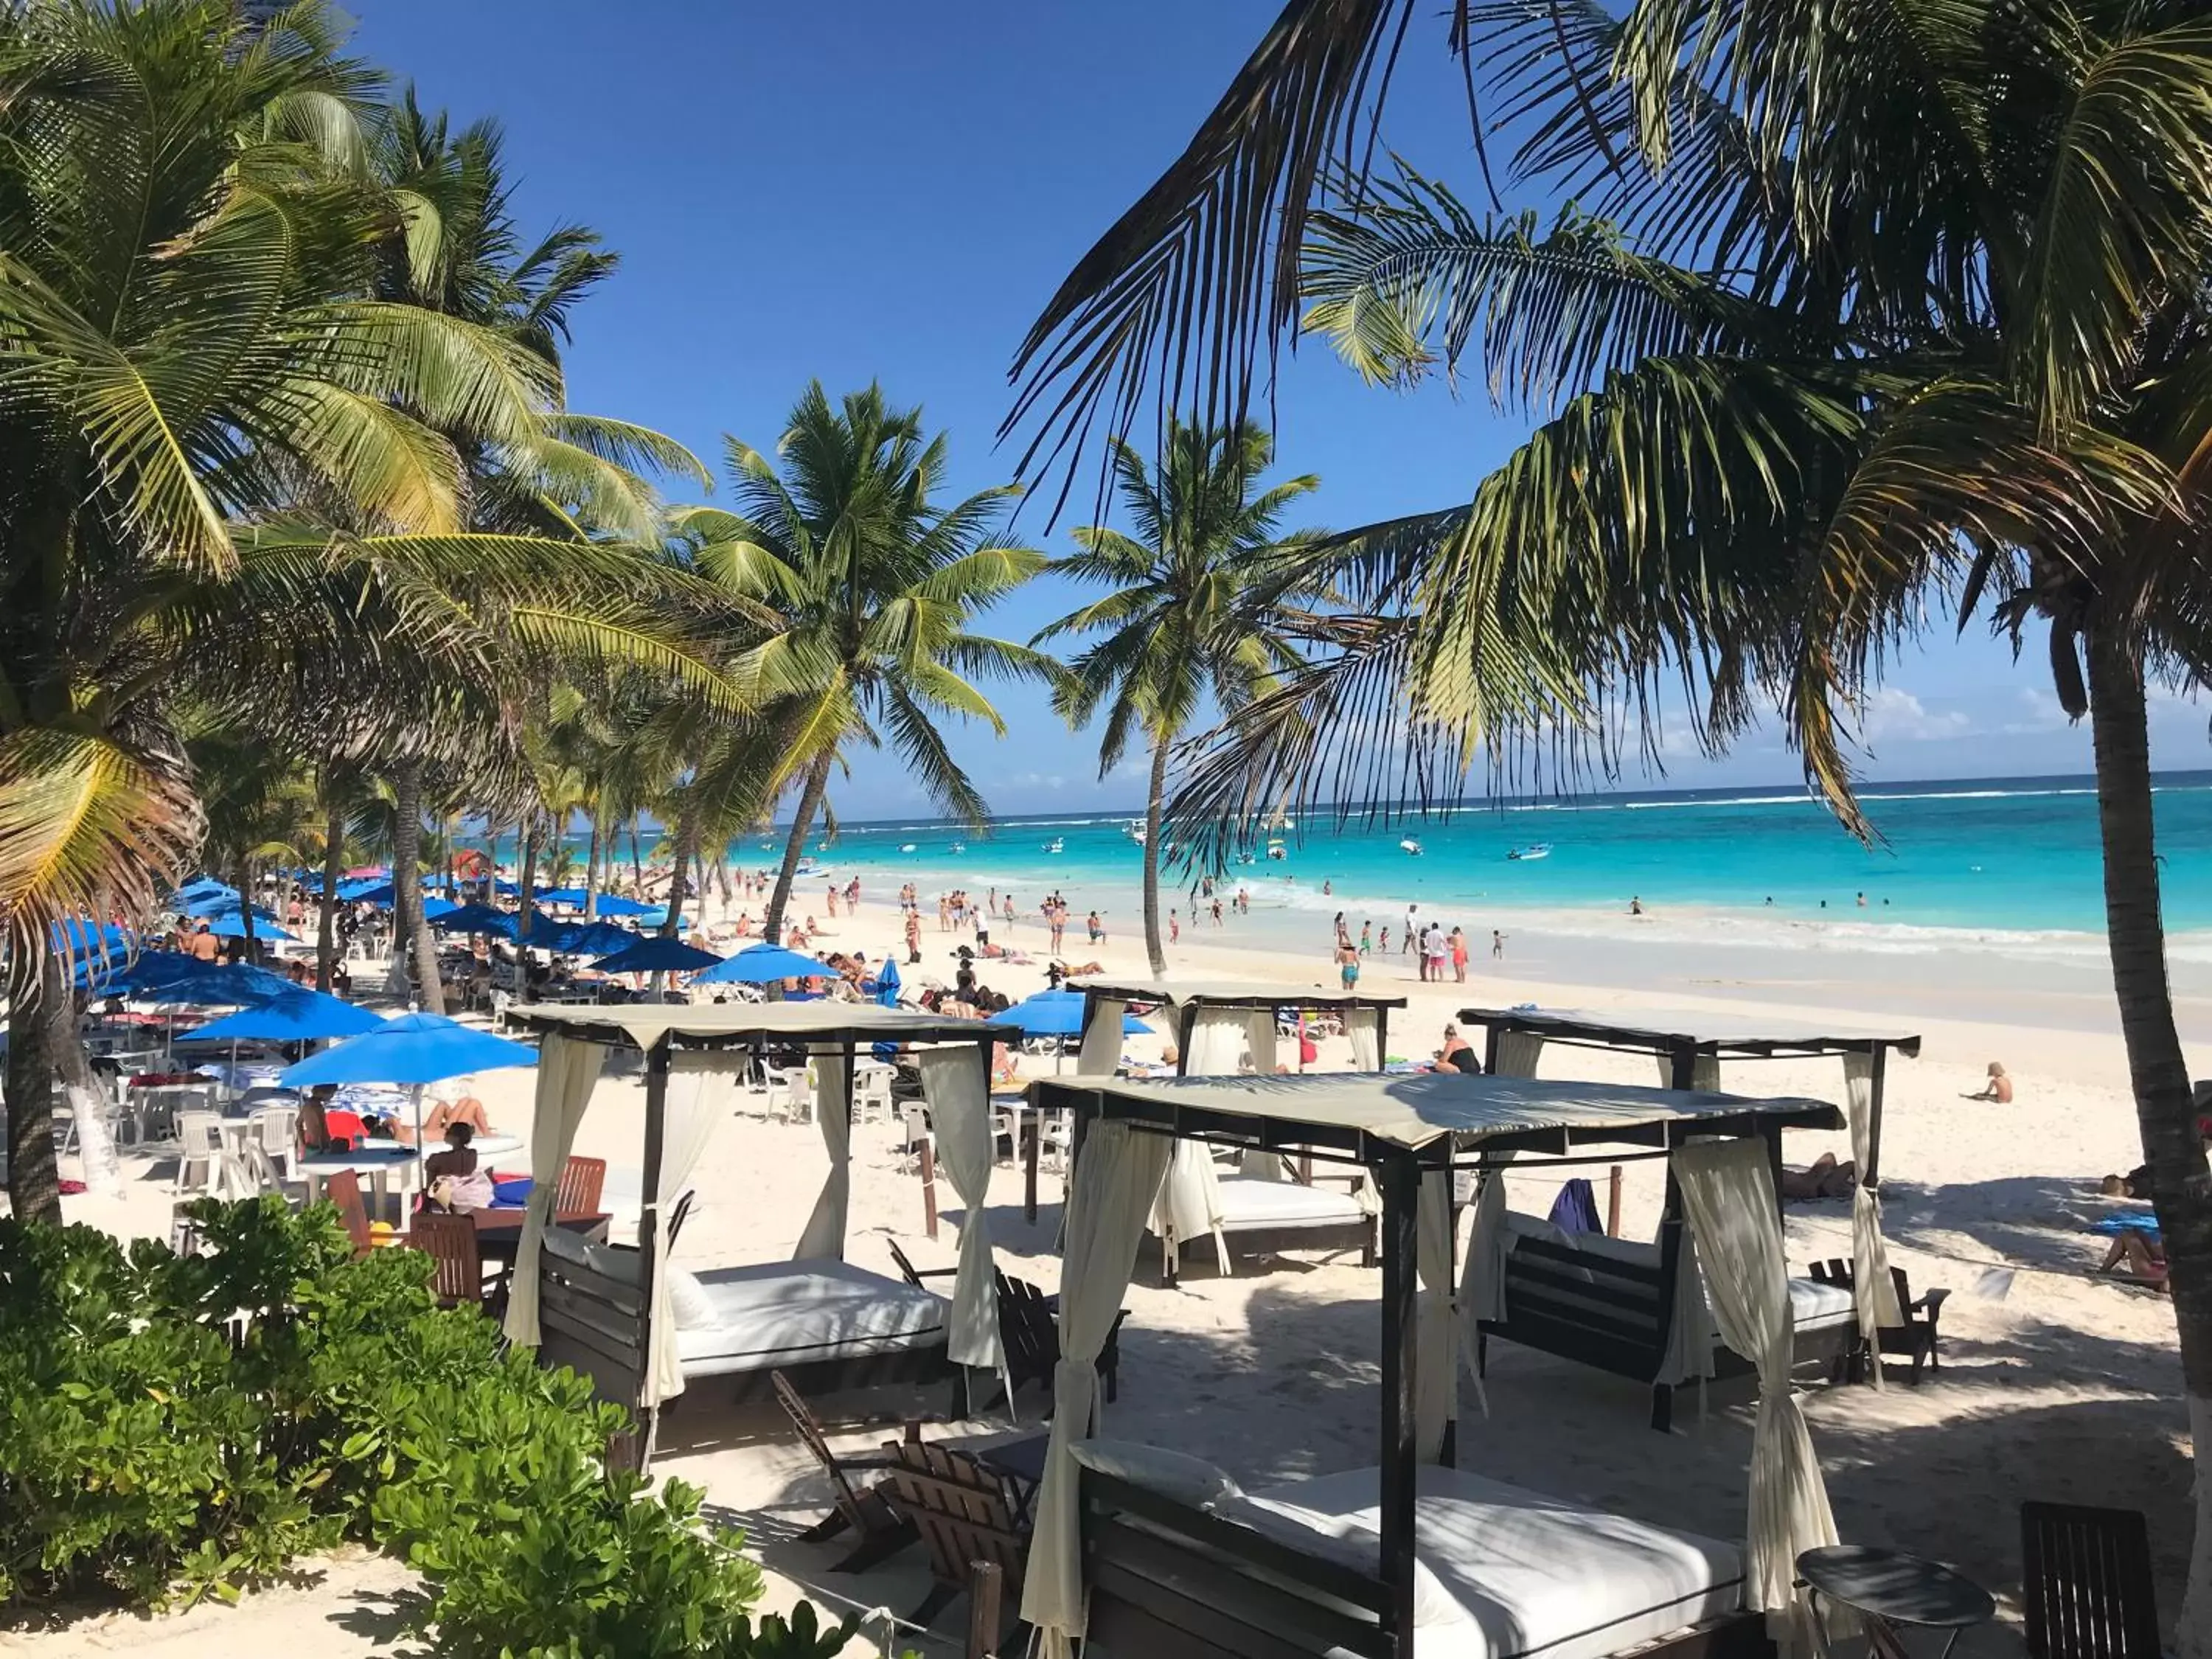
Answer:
0, 1, 736, 1221
675, 383, 1055, 947
1009, 4, 2212, 1641
1033, 422, 1326, 973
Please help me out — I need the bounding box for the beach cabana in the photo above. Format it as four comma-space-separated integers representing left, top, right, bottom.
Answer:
1064, 979, 1410, 1280
1458, 1006, 1919, 1396
499, 1002, 1019, 1470
1021, 1068, 1846, 1659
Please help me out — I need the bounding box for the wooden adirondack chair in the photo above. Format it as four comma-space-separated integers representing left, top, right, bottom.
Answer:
772, 1370, 916, 1572
878, 1438, 1030, 1649
2021, 1502, 2163, 1659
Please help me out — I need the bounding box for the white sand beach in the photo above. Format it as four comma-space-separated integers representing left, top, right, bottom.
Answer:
13, 898, 2194, 1658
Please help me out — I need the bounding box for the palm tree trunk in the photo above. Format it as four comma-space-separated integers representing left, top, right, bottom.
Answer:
238, 858, 257, 960
765, 753, 832, 947
1142, 736, 1169, 976
582, 812, 601, 921
384, 762, 443, 1013
628, 813, 645, 896
2085, 625, 2212, 1655
518, 818, 538, 945
50, 978, 120, 1197
316, 778, 344, 992
4, 962, 65, 1225
661, 813, 700, 938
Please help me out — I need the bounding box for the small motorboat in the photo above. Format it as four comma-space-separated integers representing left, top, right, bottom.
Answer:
950, 841, 966, 855
1265, 838, 1287, 860
1399, 838, 1423, 856
899, 843, 918, 853
1506, 844, 1552, 861
1043, 838, 1065, 855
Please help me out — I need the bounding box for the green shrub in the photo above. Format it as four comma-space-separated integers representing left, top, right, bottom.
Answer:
0, 1201, 852, 1658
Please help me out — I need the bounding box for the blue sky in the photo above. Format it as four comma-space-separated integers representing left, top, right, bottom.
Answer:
353, 0, 2206, 816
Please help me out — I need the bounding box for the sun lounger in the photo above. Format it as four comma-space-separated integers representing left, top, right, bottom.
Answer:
1080, 1459, 1765, 1659
1150, 1165, 1377, 1287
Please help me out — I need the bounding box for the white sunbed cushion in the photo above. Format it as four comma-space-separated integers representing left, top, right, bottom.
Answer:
1787, 1275, 1857, 1332
667, 1265, 719, 1330
1071, 1439, 1242, 1509
1214, 1176, 1370, 1230
673, 1259, 946, 1377
1213, 1492, 1463, 1629
1246, 1464, 1744, 1659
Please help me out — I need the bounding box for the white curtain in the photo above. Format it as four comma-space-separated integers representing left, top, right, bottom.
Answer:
642, 1053, 730, 1405
1415, 1167, 1456, 1461
1843, 1051, 1905, 1356
919, 1046, 1004, 1370
504, 1034, 607, 1347
1022, 1122, 1173, 1659
1672, 1138, 1839, 1639
1658, 1054, 1725, 1091
1152, 1141, 1230, 1273
1347, 1006, 1380, 1071
1077, 996, 1127, 1074
792, 1048, 852, 1259
1655, 1220, 1716, 1387
1460, 1163, 1512, 1324
1492, 1031, 1544, 1078
1245, 1009, 1279, 1074
1186, 1006, 1247, 1074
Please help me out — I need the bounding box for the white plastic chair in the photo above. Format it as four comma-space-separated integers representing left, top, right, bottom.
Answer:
767, 1065, 812, 1124
171, 1111, 223, 1198
897, 1103, 933, 1174
853, 1065, 895, 1126
254, 1105, 298, 1185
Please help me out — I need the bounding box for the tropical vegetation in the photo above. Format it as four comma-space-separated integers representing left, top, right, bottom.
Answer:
1034, 421, 1328, 973
1006, 0, 2212, 1643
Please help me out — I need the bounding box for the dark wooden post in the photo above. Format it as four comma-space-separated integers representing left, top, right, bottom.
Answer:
1666, 1040, 1698, 1091
1650, 1153, 1686, 1434
1481, 1018, 1502, 1077
636, 1034, 671, 1472
1175, 1002, 1200, 1076
1376, 1151, 1420, 1645
1607, 1164, 1623, 1237
967, 1559, 1004, 1658
1374, 1004, 1391, 1071
921, 1136, 939, 1240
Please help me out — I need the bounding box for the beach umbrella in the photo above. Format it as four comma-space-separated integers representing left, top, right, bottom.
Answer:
52, 919, 136, 957
184, 988, 383, 1044
871, 957, 902, 1007
590, 894, 652, 917
591, 937, 722, 975
137, 960, 297, 1005
189, 898, 282, 925
429, 902, 514, 936
1001, 989, 1150, 1038
279, 1011, 537, 1147
173, 877, 237, 904
692, 942, 826, 984
539, 886, 589, 907
422, 896, 460, 921
200, 912, 297, 942
561, 921, 639, 956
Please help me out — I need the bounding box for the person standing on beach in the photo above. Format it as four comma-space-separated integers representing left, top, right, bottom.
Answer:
1048, 903, 1066, 953
1359, 919, 1372, 956
1336, 938, 1361, 990
1003, 893, 1016, 932
1334, 911, 1350, 949
1450, 926, 1469, 983
1169, 909, 1180, 945
1492, 929, 1505, 959
1403, 905, 1418, 958
1378, 922, 1390, 955
1211, 896, 1224, 926
904, 908, 922, 964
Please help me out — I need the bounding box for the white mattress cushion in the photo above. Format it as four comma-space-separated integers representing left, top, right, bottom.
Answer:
1246, 1464, 1744, 1659
1071, 1439, 1242, 1509
1214, 1176, 1369, 1230
667, 1266, 718, 1330
1786, 1275, 1857, 1332
674, 1259, 947, 1377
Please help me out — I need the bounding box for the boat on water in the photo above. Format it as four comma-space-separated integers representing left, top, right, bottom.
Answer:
1506, 844, 1553, 861
1265, 838, 1287, 861
950, 841, 966, 855
1043, 838, 1065, 855
899, 843, 918, 853
1399, 838, 1423, 856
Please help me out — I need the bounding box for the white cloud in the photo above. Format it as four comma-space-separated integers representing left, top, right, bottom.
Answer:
2000, 686, 2078, 735
1859, 687, 1974, 744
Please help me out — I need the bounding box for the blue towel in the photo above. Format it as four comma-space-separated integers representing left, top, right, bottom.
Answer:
490, 1178, 533, 1209
1548, 1177, 1603, 1237
2090, 1210, 2160, 1239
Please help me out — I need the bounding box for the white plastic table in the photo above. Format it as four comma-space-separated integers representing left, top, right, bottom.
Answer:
360, 1133, 524, 1161
299, 1147, 419, 1220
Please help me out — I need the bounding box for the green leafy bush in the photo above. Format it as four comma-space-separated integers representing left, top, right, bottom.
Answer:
0, 1200, 851, 1658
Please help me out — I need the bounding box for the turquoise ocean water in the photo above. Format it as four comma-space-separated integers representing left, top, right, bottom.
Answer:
731, 772, 2212, 967
478, 772, 2212, 968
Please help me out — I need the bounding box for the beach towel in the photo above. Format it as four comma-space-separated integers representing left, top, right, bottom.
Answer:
1548, 1177, 1603, 1237
2090, 1210, 2161, 1239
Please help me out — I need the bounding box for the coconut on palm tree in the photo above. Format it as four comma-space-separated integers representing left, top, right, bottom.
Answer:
675, 383, 1056, 947
1033, 422, 1326, 974
1009, 1, 2212, 1641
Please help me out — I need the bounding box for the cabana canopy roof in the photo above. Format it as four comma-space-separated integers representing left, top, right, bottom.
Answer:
1068, 977, 1408, 1012
505, 1001, 1019, 1051
1032, 1069, 1841, 1158
1458, 1005, 1921, 1059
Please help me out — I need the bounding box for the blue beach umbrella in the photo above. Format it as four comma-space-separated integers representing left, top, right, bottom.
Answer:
558, 921, 637, 956
186, 989, 383, 1044
52, 919, 136, 956
429, 902, 514, 936
539, 886, 589, 907
692, 942, 827, 984
279, 1012, 538, 1146
422, 896, 460, 921
140, 959, 297, 1005
201, 912, 297, 942
1001, 989, 1150, 1038
590, 894, 652, 917
591, 937, 723, 975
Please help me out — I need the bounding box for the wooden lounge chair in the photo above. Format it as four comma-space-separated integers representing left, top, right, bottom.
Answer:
410, 1213, 485, 1308
771, 1369, 915, 1572
324, 1167, 372, 1257
556, 1154, 607, 1216
878, 1438, 1029, 1644
995, 1270, 1119, 1410
2021, 1502, 2163, 1659
1809, 1259, 1950, 1382
888, 1237, 958, 1293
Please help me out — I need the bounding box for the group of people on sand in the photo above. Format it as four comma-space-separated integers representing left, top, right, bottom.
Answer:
1332, 909, 1487, 988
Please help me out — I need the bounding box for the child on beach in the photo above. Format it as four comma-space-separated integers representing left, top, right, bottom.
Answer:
1359, 921, 1372, 955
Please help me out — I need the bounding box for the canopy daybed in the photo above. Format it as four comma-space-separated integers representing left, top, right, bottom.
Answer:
1458, 1008, 1920, 1423
1018, 1069, 1848, 1659
1065, 980, 1411, 1284
500, 1003, 1018, 1470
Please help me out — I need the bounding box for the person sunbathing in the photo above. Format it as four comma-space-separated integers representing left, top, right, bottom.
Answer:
1779, 1151, 1858, 1200
1962, 1061, 2014, 1102
1054, 959, 1106, 977
2097, 1230, 2168, 1290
